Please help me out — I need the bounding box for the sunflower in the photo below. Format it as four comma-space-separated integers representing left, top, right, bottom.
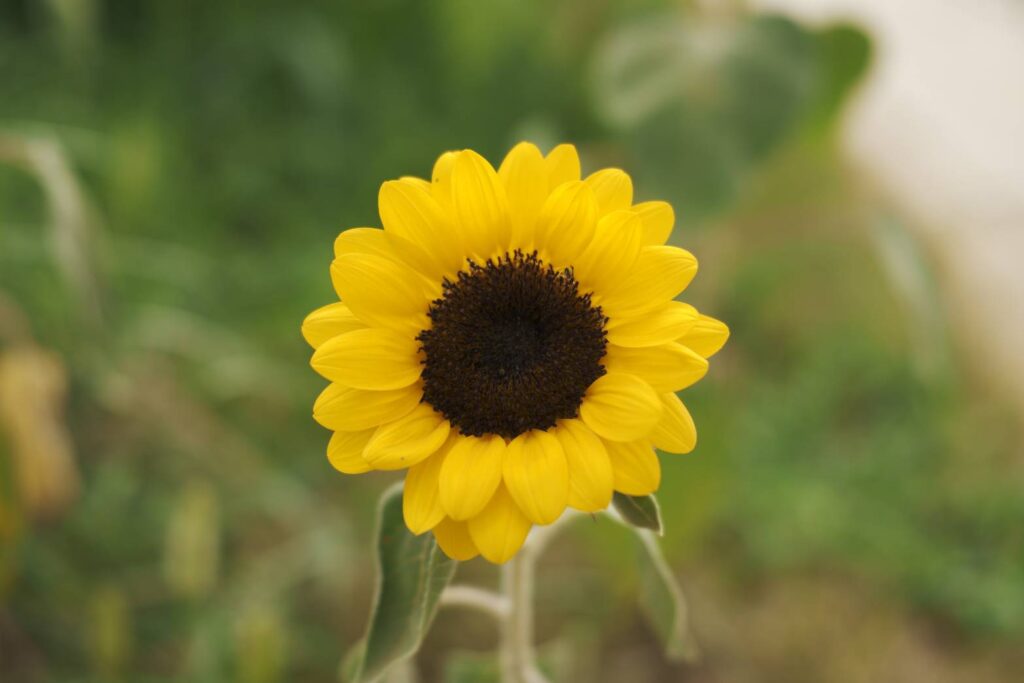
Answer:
303, 143, 727, 564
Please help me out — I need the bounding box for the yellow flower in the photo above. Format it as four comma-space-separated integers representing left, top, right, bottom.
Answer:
304, 143, 728, 564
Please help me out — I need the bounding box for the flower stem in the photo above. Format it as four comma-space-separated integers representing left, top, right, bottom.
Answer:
439, 585, 509, 619
499, 550, 549, 683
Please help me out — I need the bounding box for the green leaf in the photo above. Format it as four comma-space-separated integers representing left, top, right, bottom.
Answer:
349, 483, 457, 683
807, 24, 872, 132
590, 13, 872, 225
611, 492, 663, 535
608, 496, 699, 663
339, 639, 365, 683
635, 531, 700, 663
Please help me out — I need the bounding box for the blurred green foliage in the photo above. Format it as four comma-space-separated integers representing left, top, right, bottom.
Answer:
1, 1, 1022, 682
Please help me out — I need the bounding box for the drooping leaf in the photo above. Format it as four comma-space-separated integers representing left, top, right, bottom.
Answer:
340, 639, 366, 683
608, 498, 699, 663
611, 492, 663, 535
635, 531, 700, 662
350, 483, 457, 683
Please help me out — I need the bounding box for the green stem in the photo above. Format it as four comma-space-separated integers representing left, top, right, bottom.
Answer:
497, 513, 587, 683
499, 550, 547, 683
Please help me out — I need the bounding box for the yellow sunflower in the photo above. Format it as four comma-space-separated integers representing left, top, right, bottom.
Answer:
303, 143, 728, 564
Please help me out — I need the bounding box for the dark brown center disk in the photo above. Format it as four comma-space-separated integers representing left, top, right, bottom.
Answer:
418, 251, 607, 439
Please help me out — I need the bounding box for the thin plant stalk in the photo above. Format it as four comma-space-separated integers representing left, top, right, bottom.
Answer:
499, 550, 548, 683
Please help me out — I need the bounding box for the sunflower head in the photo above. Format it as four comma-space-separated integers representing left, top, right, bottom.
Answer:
303, 143, 728, 564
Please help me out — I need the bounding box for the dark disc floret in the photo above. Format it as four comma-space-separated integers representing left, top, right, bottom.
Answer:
418, 250, 608, 439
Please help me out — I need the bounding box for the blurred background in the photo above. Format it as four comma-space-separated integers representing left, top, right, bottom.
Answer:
2, 0, 1023, 681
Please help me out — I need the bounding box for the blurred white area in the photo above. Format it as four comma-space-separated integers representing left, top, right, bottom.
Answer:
753, 0, 1024, 413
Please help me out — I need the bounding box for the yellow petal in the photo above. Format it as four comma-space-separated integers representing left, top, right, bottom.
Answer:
605, 301, 697, 348
584, 168, 633, 216
330, 253, 429, 332
399, 175, 431, 191
333, 226, 440, 295
599, 246, 698, 318
678, 313, 730, 359
333, 227, 396, 261
379, 179, 464, 277
579, 373, 662, 442
467, 484, 532, 564
312, 383, 421, 432
603, 342, 708, 392
301, 302, 365, 349
633, 201, 675, 245
403, 446, 450, 534
555, 420, 613, 513
575, 209, 643, 291
499, 142, 549, 249
651, 393, 697, 454
605, 439, 661, 495
326, 429, 374, 474
534, 181, 598, 268
363, 403, 450, 471
439, 434, 505, 521
503, 430, 569, 525
431, 151, 457, 213
544, 143, 581, 190
451, 149, 512, 258
433, 517, 479, 561
310, 328, 421, 390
